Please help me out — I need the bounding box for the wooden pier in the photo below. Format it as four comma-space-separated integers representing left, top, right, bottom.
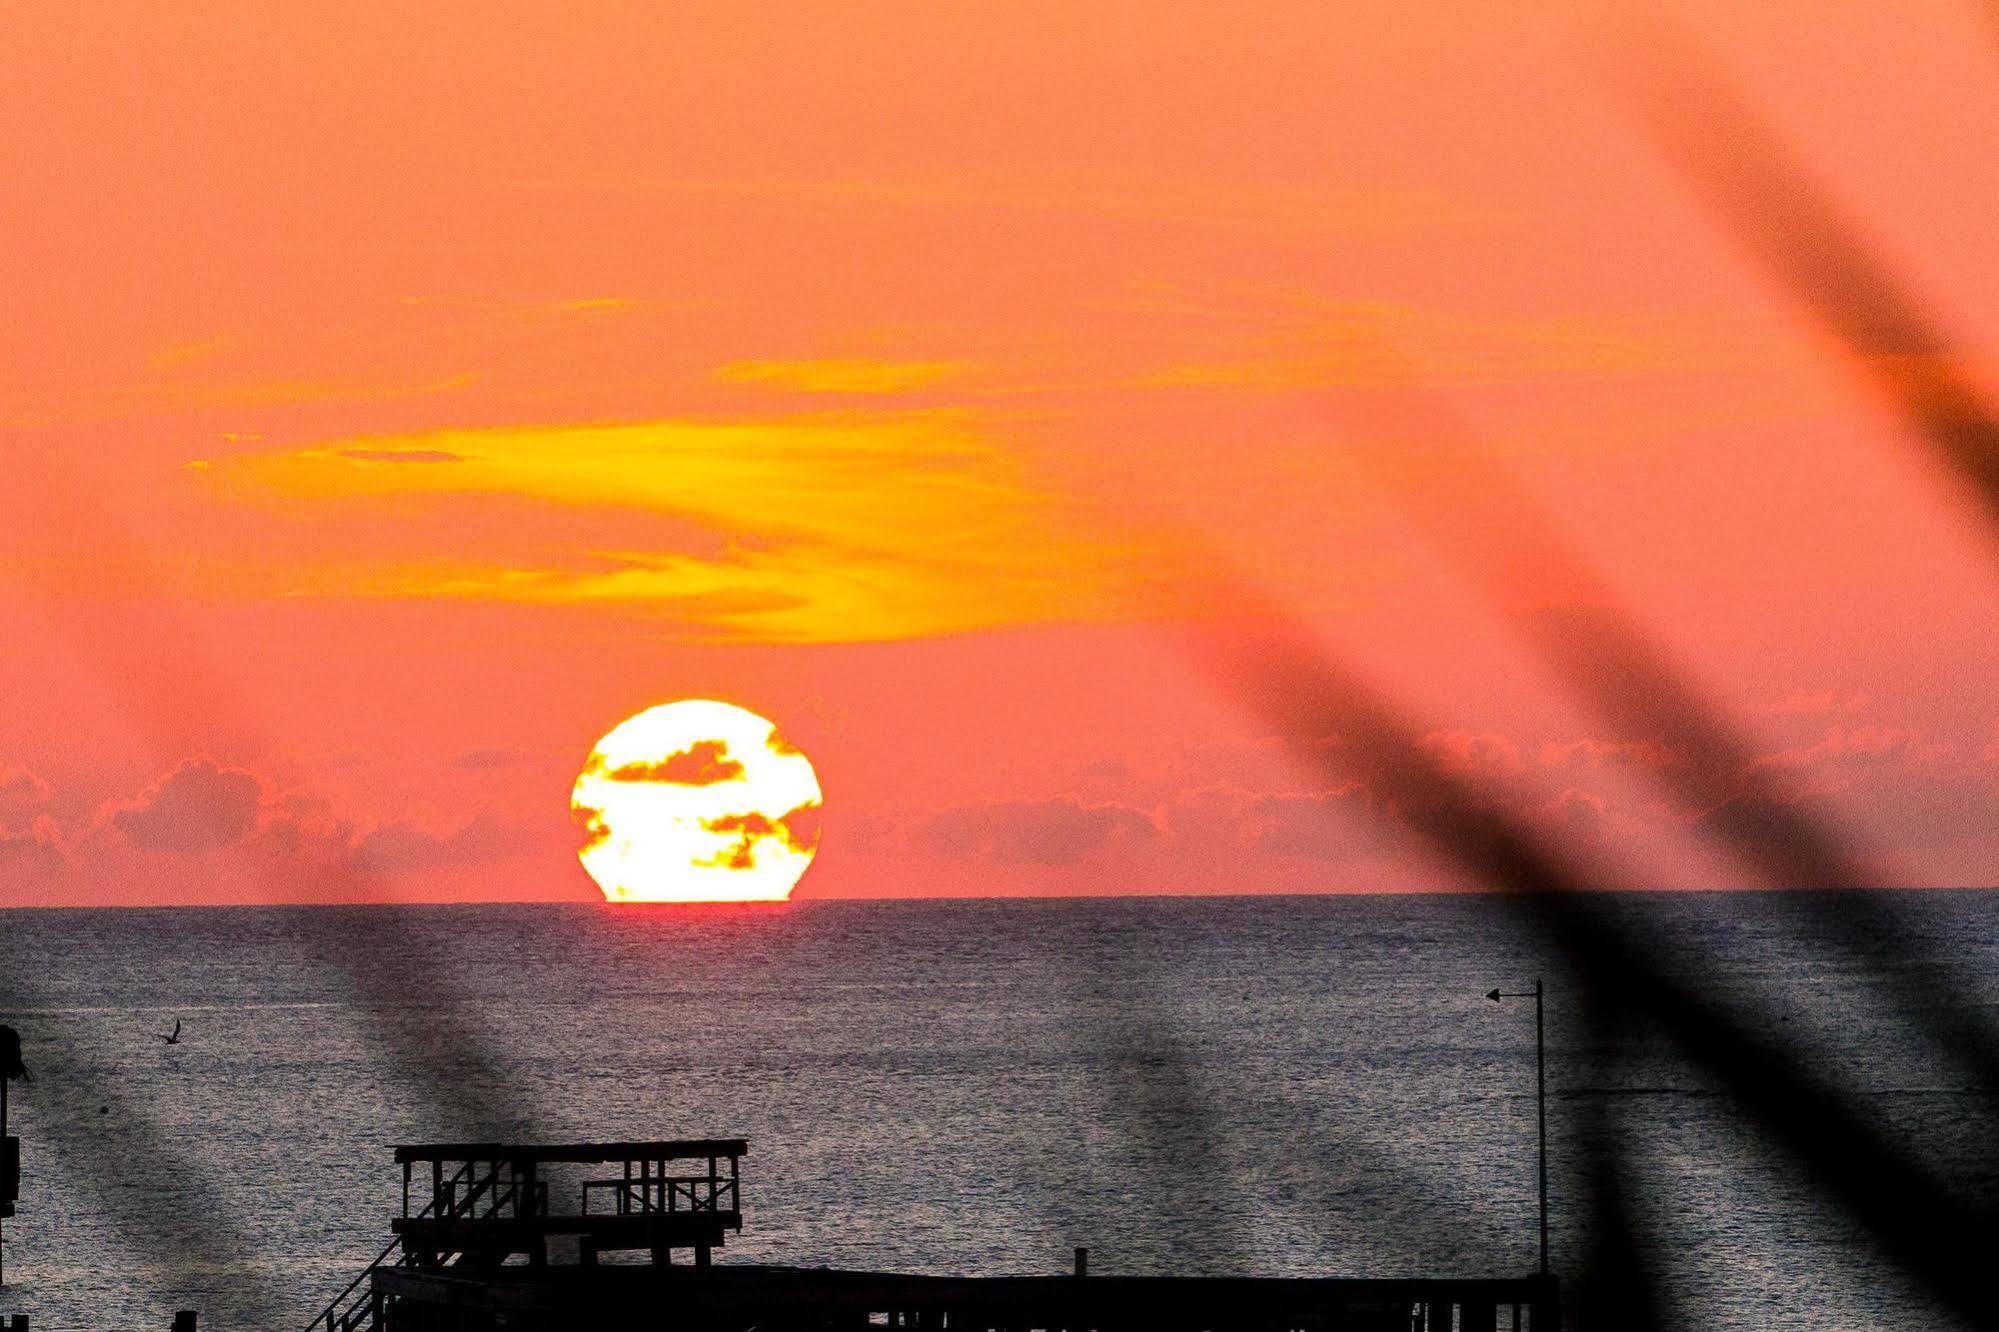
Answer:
311, 1139, 1560, 1332
372, 1263, 1559, 1332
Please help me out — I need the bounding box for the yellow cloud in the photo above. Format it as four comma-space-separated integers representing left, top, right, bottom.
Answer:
714, 358, 967, 394
213, 411, 1138, 644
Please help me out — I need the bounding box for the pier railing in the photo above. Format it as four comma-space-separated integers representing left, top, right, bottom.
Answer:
580, 1170, 739, 1216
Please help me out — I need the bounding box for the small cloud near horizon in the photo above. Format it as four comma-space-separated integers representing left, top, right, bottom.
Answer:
76, 757, 543, 880
350, 813, 530, 875
0, 765, 54, 826
917, 797, 1159, 867
108, 758, 262, 852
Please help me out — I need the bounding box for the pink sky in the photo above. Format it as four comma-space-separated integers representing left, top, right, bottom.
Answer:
6, 0, 1999, 905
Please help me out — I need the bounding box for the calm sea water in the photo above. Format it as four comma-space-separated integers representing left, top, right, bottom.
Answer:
1, 892, 1996, 1331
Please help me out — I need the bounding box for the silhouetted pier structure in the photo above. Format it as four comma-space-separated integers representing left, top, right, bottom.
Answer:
1, 1023, 23, 1289
392, 1140, 743, 1271
309, 1140, 744, 1332
312, 1138, 1557, 1332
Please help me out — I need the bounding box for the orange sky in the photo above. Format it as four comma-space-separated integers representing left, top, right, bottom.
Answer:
6, 0, 1999, 905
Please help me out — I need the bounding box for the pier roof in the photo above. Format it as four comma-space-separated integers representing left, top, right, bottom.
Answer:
391, 1139, 747, 1164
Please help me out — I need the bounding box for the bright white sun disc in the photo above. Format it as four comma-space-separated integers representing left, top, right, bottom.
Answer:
570, 699, 822, 903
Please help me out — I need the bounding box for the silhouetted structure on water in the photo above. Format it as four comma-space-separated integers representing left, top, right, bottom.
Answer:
0, 1024, 24, 1288
309, 1139, 1559, 1332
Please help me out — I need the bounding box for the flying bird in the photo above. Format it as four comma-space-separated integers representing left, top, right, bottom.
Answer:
158, 1019, 181, 1046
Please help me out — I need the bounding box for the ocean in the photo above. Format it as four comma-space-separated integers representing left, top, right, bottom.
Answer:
1, 891, 1995, 1331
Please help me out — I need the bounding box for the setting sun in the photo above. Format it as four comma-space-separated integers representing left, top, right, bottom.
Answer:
570, 700, 822, 903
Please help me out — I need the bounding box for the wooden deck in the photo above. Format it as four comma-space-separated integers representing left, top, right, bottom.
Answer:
393, 1211, 737, 1253
392, 1139, 750, 1165
373, 1263, 1561, 1332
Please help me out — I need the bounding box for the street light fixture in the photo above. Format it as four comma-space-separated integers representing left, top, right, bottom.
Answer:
1487, 979, 1548, 1276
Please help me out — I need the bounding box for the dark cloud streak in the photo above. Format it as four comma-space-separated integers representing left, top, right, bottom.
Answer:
603, 739, 745, 786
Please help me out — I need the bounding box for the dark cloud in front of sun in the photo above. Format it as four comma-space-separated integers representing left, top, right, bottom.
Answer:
699, 802, 823, 870
571, 803, 612, 854
602, 738, 746, 786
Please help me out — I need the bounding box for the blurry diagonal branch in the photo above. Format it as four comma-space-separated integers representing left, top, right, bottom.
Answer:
1186, 599, 1999, 1319
1, 457, 548, 1320
1332, 362, 1999, 1098
1615, 16, 1999, 544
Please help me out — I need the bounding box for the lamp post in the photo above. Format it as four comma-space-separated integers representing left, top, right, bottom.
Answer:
1486, 979, 1547, 1276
